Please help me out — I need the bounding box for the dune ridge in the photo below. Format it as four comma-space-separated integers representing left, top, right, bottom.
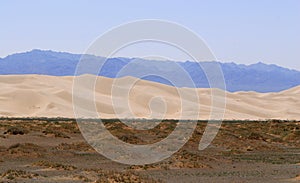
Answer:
0, 75, 299, 120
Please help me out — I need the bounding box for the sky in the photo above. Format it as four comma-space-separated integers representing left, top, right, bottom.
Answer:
0, 0, 299, 70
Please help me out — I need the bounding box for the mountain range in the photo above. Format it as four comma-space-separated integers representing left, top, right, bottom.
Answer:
0, 49, 299, 92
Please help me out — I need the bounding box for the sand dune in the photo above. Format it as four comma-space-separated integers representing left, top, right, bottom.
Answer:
0, 75, 299, 120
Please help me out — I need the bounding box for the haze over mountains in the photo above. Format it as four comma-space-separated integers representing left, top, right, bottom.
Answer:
0, 49, 299, 92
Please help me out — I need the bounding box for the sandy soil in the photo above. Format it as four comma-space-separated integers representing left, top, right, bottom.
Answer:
0, 75, 299, 120
0, 118, 299, 182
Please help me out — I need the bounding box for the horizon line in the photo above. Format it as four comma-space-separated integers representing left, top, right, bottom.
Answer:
1, 49, 299, 71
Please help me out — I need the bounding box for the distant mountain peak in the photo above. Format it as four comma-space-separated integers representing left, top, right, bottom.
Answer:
0, 50, 299, 92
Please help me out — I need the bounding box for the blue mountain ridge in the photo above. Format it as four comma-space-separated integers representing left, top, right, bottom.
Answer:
0, 49, 299, 93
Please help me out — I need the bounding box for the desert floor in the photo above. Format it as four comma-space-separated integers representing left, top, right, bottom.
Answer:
0, 118, 299, 183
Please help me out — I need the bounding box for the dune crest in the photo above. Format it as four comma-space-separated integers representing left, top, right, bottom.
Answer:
0, 75, 299, 120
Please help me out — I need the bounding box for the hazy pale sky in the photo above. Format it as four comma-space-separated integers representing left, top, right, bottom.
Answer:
0, 0, 299, 70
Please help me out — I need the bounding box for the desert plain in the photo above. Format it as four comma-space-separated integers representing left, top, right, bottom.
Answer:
0, 75, 299, 182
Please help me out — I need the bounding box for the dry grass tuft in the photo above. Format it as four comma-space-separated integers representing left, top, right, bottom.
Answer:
4, 126, 28, 135
1, 169, 39, 180
95, 170, 162, 183
33, 160, 77, 171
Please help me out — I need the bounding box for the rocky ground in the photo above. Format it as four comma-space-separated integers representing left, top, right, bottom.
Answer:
0, 118, 299, 182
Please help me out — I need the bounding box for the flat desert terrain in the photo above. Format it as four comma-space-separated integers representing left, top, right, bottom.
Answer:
0, 118, 299, 182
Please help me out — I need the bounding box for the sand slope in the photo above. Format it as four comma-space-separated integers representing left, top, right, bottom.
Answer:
0, 75, 299, 120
